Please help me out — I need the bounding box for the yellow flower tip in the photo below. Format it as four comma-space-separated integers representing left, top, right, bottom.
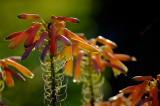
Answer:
29, 73, 34, 79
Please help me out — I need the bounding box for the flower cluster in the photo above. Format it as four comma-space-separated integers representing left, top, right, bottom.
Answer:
73, 35, 136, 81
0, 56, 34, 91
97, 75, 160, 106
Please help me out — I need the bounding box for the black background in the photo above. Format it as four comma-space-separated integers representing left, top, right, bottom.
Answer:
93, 0, 160, 96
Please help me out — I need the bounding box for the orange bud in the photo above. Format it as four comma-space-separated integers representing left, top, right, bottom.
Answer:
18, 13, 40, 20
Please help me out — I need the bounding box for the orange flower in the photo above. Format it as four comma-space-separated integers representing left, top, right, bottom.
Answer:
120, 75, 159, 106
0, 57, 34, 90
6, 13, 100, 64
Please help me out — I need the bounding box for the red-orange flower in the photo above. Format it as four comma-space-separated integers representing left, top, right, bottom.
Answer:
6, 13, 100, 63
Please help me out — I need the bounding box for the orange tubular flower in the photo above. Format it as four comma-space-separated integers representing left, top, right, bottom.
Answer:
0, 57, 34, 90
97, 75, 160, 106
119, 75, 160, 106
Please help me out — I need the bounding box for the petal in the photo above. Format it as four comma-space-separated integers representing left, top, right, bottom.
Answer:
111, 60, 128, 76
35, 31, 48, 49
53, 16, 80, 23
119, 85, 137, 93
95, 55, 105, 71
96, 36, 117, 48
72, 42, 79, 56
91, 55, 101, 73
8, 32, 27, 48
57, 35, 72, 46
132, 76, 153, 82
21, 43, 35, 60
5, 31, 23, 40
113, 54, 136, 61
24, 22, 42, 48
150, 87, 159, 106
64, 29, 100, 52
7, 56, 21, 62
7, 68, 26, 81
41, 44, 49, 61
64, 59, 73, 76
17, 13, 40, 20
77, 40, 100, 53
63, 46, 72, 59
74, 50, 84, 81
4, 59, 34, 79
4, 70, 14, 87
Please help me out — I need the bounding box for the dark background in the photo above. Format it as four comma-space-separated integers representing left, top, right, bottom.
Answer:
94, 0, 160, 95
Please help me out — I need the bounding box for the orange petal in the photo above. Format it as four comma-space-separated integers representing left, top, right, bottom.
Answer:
72, 42, 79, 56
72, 38, 100, 53
96, 36, 117, 48
64, 29, 100, 52
113, 54, 136, 61
74, 50, 84, 81
64, 59, 73, 76
4, 70, 14, 87
63, 46, 72, 59
18, 13, 40, 20
4, 59, 34, 79
129, 82, 147, 106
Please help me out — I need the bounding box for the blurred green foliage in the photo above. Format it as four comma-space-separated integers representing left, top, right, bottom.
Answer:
0, 0, 111, 106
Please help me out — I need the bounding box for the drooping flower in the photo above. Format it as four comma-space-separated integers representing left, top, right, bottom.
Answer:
0, 57, 34, 91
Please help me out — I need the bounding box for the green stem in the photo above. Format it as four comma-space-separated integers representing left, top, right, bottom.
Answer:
50, 55, 57, 106
89, 57, 95, 106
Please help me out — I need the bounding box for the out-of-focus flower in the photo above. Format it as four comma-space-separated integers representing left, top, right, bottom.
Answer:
120, 75, 160, 106
0, 57, 34, 91
72, 35, 136, 81
95, 36, 136, 76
